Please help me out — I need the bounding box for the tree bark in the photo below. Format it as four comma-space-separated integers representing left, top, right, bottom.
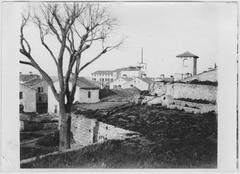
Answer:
59, 102, 72, 151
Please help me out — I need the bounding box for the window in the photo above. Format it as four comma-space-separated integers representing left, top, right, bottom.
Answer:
19, 92, 23, 99
88, 91, 91, 98
39, 96, 42, 102
38, 87, 43, 93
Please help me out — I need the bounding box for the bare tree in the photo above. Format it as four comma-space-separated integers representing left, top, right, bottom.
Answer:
20, 3, 122, 151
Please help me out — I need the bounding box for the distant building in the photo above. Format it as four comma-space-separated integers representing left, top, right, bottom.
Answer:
109, 77, 154, 91
19, 72, 48, 113
126, 77, 154, 91
174, 51, 199, 81
20, 72, 41, 83
19, 84, 37, 112
109, 77, 134, 89
155, 74, 174, 83
48, 77, 100, 114
91, 49, 148, 88
23, 78, 48, 113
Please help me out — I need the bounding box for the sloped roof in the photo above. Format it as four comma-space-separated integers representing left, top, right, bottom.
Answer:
176, 51, 199, 58
20, 74, 41, 82
92, 66, 141, 75
122, 77, 134, 82
75, 77, 99, 89
137, 77, 154, 85
92, 70, 114, 75
114, 66, 140, 72
23, 78, 45, 87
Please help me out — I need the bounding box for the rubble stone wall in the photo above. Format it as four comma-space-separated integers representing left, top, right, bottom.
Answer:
166, 83, 217, 102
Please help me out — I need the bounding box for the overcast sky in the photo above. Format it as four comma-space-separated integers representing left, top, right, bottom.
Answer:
2, 1, 237, 78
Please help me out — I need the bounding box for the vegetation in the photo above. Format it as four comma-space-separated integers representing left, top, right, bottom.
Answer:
174, 80, 217, 86
21, 104, 217, 168
175, 98, 216, 105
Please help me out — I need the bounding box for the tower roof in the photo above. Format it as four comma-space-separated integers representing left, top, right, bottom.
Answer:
176, 51, 199, 58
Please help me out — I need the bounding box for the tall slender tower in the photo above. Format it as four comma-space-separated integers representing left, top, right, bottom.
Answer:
137, 48, 147, 76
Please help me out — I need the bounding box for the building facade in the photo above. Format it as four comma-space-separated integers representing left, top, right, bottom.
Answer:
48, 77, 100, 114
19, 84, 36, 112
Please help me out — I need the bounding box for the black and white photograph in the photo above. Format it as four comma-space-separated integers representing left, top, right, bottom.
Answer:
0, 0, 239, 171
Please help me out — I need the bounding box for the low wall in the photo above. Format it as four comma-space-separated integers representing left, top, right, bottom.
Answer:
183, 69, 217, 82
166, 83, 217, 102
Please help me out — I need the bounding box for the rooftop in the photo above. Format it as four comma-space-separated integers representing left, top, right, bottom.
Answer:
137, 77, 154, 85
20, 73, 41, 82
23, 78, 45, 87
75, 77, 99, 89
176, 51, 199, 58
92, 66, 141, 75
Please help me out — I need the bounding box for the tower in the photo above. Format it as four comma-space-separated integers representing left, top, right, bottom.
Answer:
176, 51, 199, 76
137, 48, 147, 76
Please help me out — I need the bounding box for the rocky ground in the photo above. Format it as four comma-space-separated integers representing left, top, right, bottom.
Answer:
21, 103, 217, 168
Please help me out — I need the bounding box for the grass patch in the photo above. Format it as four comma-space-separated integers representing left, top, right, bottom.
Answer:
175, 98, 216, 105
21, 137, 216, 168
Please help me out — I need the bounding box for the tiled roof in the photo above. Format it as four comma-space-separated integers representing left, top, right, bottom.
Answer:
20, 74, 41, 82
23, 78, 45, 87
176, 51, 199, 58
75, 77, 99, 89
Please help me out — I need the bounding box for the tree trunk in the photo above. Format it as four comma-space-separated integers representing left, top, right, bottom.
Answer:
59, 103, 72, 151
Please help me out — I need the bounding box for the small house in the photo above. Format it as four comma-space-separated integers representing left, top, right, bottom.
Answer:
48, 77, 100, 114
109, 77, 133, 89
126, 77, 154, 91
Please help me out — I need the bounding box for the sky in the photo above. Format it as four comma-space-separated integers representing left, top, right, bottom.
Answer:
2, 1, 237, 78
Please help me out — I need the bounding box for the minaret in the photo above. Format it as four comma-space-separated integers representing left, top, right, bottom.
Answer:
137, 48, 147, 77
141, 48, 143, 64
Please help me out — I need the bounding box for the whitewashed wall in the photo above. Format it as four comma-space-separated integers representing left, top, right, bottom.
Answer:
109, 78, 128, 89
79, 89, 100, 103
183, 69, 217, 82
48, 81, 80, 114
119, 70, 140, 78
20, 84, 36, 112
126, 78, 149, 91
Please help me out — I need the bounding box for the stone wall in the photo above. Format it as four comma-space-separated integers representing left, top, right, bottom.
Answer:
71, 114, 137, 146
148, 82, 217, 114
183, 69, 217, 82
166, 83, 217, 103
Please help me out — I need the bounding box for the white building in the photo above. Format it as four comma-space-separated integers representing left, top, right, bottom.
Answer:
126, 77, 154, 91
19, 84, 37, 112
91, 50, 148, 87
174, 51, 199, 81
48, 77, 100, 114
109, 77, 133, 89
